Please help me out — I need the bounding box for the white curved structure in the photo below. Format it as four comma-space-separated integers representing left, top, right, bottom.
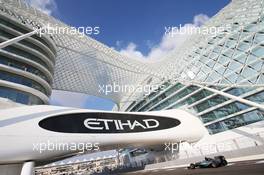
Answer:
0, 105, 206, 175
0, 105, 206, 164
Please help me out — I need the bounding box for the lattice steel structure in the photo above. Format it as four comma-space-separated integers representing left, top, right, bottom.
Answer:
0, 0, 166, 105
119, 0, 264, 134
1, 0, 264, 134
165, 0, 264, 86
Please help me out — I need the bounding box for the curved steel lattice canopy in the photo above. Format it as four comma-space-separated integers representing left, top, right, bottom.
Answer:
1, 0, 264, 104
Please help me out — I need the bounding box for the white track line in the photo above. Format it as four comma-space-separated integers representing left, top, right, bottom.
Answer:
227, 163, 235, 166
255, 160, 264, 164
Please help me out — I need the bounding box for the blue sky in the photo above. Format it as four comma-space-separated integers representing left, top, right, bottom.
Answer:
54, 0, 229, 55
28, 0, 230, 110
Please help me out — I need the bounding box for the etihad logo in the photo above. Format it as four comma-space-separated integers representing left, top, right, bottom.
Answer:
83, 118, 159, 131
39, 112, 181, 134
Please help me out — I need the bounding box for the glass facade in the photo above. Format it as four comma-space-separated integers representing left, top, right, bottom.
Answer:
193, 95, 229, 113
201, 102, 250, 123
0, 54, 51, 83
126, 80, 264, 135
0, 70, 49, 95
0, 13, 56, 105
206, 110, 264, 134
0, 86, 44, 105
123, 0, 264, 135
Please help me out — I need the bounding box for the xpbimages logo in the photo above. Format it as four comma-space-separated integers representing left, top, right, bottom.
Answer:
39, 112, 181, 134
98, 82, 166, 95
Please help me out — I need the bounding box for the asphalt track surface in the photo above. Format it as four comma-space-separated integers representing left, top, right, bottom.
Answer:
121, 159, 264, 175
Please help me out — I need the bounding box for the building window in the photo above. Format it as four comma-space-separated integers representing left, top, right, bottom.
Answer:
206, 122, 226, 134
0, 70, 49, 95
207, 110, 264, 134
194, 95, 228, 113
246, 91, 264, 103
0, 86, 44, 105
201, 102, 250, 123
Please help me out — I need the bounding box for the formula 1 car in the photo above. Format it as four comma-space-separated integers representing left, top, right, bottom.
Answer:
188, 156, 227, 169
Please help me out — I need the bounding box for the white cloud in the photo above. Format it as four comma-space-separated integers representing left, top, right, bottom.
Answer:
145, 40, 154, 49
147, 24, 197, 60
115, 40, 123, 48
119, 42, 145, 60
118, 14, 209, 61
193, 14, 210, 27
26, 0, 57, 15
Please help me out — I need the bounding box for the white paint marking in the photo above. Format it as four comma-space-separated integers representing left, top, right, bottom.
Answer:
165, 168, 175, 171
227, 163, 235, 166
255, 160, 264, 164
